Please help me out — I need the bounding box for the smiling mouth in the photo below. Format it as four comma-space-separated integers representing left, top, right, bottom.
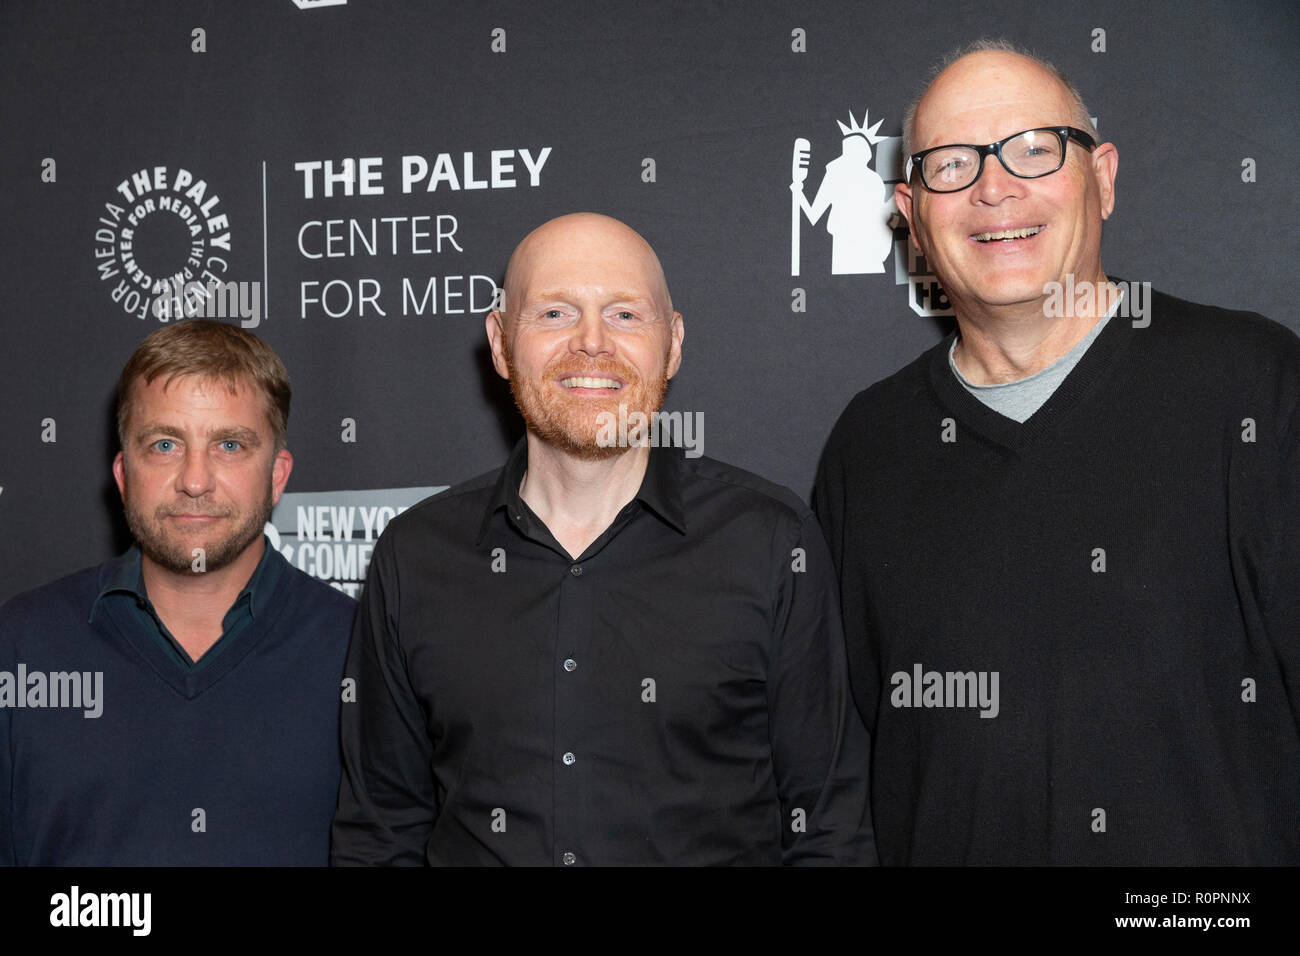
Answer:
971, 225, 1044, 243
559, 376, 622, 389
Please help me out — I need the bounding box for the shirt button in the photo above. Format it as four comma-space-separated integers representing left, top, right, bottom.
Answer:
563, 658, 577, 672
562, 751, 576, 766
569, 564, 583, 577
563, 851, 576, 866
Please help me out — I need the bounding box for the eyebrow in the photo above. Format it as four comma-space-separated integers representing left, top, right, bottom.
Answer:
529, 290, 656, 306
133, 423, 264, 446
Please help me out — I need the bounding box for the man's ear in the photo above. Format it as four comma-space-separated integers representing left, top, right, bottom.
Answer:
895, 180, 923, 252
666, 312, 684, 379
270, 449, 293, 506
1091, 142, 1119, 220
485, 310, 511, 380
112, 451, 127, 501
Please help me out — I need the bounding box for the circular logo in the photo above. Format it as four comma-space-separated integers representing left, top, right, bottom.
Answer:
92, 166, 232, 321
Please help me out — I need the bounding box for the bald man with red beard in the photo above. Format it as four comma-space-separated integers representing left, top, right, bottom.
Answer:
333, 213, 873, 866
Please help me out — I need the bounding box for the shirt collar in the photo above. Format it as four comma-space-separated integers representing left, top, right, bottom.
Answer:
89, 535, 284, 625
476, 438, 688, 545
636, 442, 688, 534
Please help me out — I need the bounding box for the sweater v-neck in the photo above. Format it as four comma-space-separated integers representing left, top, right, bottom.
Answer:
99, 566, 290, 700
926, 294, 1137, 454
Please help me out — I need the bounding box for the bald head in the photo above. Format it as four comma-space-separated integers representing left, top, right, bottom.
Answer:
903, 44, 1095, 159
485, 212, 685, 461
892, 41, 1118, 330
501, 212, 674, 322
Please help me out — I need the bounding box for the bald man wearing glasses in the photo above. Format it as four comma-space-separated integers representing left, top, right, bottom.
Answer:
813, 40, 1300, 866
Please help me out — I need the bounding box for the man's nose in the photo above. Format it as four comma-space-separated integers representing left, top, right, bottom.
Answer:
177, 447, 215, 497
571, 309, 614, 356
971, 155, 1029, 204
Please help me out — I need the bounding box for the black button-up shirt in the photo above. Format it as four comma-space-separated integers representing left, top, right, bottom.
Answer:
331, 441, 873, 865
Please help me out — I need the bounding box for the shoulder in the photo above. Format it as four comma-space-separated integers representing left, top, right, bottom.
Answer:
0, 564, 106, 653
372, 467, 500, 546
822, 337, 949, 455
839, 340, 943, 424
1146, 287, 1299, 359
676, 454, 814, 530
1142, 287, 1300, 408
259, 552, 356, 662
1, 564, 106, 627
278, 558, 358, 617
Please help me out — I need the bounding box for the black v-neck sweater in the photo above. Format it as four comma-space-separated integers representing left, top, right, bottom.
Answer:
814, 288, 1300, 865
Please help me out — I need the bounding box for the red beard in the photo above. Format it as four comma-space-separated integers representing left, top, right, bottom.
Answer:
504, 346, 670, 461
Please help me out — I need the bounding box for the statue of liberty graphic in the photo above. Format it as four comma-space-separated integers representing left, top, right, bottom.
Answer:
791, 110, 896, 276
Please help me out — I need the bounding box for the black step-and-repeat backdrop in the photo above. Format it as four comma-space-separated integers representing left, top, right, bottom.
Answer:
3, 0, 1297, 603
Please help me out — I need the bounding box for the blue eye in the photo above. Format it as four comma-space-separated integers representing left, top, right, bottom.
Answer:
219, 440, 241, 452
153, 439, 176, 453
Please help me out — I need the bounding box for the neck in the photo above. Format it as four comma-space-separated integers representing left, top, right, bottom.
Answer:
140, 536, 264, 661
519, 433, 651, 560
951, 273, 1118, 385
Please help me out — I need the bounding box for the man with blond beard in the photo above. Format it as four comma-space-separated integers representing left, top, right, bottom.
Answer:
0, 320, 354, 865
332, 212, 873, 866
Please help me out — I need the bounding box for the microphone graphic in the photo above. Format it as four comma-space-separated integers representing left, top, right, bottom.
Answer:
791, 138, 811, 277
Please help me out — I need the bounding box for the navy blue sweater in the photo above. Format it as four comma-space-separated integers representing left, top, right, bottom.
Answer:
0, 546, 355, 865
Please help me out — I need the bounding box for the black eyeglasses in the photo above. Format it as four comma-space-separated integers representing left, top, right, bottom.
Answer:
908, 126, 1097, 193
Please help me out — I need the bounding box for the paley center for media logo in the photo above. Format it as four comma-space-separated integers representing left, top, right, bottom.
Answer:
789, 107, 952, 318
92, 166, 257, 324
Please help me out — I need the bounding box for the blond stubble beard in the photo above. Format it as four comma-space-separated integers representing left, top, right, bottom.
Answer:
122, 470, 274, 575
